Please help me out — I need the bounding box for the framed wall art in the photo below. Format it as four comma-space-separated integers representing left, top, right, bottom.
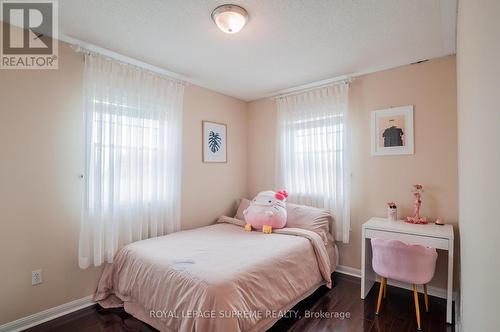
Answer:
371, 105, 414, 156
202, 121, 227, 163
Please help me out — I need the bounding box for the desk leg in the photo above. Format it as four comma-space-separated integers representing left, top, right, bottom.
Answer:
361, 229, 375, 299
446, 240, 454, 324
361, 228, 365, 298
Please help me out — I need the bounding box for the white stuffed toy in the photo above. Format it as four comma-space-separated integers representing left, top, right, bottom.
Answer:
243, 190, 288, 233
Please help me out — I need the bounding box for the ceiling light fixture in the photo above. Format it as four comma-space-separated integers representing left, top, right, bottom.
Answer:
211, 4, 249, 34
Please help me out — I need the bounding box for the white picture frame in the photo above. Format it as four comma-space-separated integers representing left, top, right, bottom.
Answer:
371, 105, 414, 156
202, 121, 227, 163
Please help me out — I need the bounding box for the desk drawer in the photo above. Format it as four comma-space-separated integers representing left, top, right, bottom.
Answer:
364, 228, 449, 250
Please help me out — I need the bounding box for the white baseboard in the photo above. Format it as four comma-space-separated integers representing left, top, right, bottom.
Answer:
0, 295, 95, 332
335, 265, 361, 278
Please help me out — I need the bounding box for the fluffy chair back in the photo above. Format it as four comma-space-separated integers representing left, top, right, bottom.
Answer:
371, 238, 437, 285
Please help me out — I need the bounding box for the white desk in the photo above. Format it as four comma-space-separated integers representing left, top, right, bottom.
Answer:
361, 217, 454, 324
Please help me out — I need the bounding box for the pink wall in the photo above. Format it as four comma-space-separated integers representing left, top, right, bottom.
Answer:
182, 85, 248, 230
247, 55, 458, 290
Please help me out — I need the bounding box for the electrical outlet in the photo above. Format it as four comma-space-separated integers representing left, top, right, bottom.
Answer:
32, 269, 43, 285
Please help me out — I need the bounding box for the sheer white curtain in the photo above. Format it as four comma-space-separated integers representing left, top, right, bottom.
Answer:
276, 83, 351, 243
79, 53, 185, 268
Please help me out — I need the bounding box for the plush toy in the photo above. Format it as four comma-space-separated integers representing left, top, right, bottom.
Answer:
243, 190, 288, 233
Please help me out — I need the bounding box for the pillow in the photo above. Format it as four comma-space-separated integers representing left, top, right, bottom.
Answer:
234, 198, 251, 221
234, 198, 334, 244
285, 202, 334, 244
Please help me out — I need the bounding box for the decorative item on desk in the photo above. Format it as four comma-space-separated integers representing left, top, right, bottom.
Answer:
406, 184, 428, 224
435, 218, 445, 226
387, 202, 397, 221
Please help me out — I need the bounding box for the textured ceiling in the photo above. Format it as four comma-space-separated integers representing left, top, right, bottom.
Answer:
59, 0, 457, 101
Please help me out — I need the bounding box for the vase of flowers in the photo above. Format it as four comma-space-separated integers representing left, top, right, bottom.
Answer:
387, 202, 397, 221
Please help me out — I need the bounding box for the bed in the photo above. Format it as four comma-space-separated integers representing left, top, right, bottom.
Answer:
94, 203, 337, 332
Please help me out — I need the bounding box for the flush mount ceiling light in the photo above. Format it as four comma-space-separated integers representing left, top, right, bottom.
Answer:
211, 4, 249, 34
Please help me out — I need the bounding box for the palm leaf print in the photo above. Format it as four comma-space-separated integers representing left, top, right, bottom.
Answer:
208, 131, 222, 153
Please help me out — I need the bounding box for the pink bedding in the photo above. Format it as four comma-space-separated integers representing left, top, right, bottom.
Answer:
94, 216, 335, 332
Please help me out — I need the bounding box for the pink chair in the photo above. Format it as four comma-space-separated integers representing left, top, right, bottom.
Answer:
371, 238, 438, 330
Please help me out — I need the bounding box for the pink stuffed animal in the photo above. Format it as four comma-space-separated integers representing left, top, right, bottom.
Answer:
243, 190, 288, 233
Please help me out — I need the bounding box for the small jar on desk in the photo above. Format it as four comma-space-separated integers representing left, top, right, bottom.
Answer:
387, 202, 397, 221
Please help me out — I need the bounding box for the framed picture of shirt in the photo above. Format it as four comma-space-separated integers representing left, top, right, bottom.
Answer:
371, 105, 414, 156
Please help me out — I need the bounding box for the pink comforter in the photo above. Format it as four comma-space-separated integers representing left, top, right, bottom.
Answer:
94, 217, 334, 332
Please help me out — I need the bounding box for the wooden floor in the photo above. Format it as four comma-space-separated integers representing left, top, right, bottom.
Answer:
26, 273, 454, 332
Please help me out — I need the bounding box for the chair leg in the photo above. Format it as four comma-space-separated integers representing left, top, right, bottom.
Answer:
424, 284, 429, 312
376, 277, 385, 315
413, 284, 422, 330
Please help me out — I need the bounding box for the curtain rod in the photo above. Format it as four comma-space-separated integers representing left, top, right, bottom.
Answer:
265, 54, 447, 101
268, 75, 354, 100
60, 33, 190, 86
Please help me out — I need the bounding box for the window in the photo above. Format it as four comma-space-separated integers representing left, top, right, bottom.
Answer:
292, 114, 344, 198
79, 53, 184, 268
90, 104, 160, 208
276, 84, 351, 243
